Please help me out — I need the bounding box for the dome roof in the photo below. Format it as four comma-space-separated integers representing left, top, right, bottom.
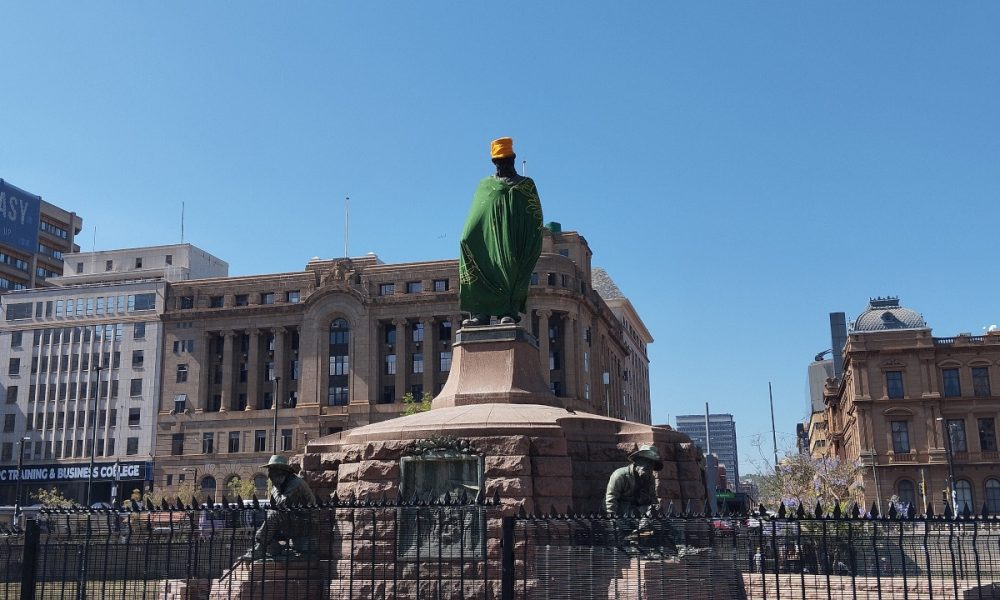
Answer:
851, 297, 927, 332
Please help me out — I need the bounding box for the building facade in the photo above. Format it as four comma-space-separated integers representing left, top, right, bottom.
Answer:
0, 179, 82, 293
592, 268, 653, 423
0, 245, 224, 505
154, 228, 652, 499
675, 413, 740, 492
823, 297, 1000, 514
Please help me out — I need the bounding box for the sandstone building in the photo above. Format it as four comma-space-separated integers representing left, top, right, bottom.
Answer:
154, 227, 653, 499
823, 297, 1000, 514
0, 179, 82, 293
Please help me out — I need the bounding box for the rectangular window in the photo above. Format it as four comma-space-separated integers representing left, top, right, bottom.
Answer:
10, 331, 22, 347
126, 437, 139, 455
171, 433, 184, 456
235, 294, 249, 306
891, 421, 910, 453
202, 432, 214, 454
530, 272, 539, 286
547, 273, 557, 286
973, 367, 992, 397
287, 290, 300, 303
385, 325, 396, 345
135, 257, 143, 268
209, 296, 224, 308
132, 350, 144, 368
979, 418, 998, 452
6, 386, 17, 403
885, 371, 904, 399
0, 443, 10, 461
943, 368, 962, 397
386, 354, 396, 375
947, 419, 968, 452
5, 303, 32, 321
228, 431, 240, 453
261, 292, 275, 305
130, 378, 142, 397
379, 283, 395, 296
412, 353, 424, 374
438, 320, 452, 341
130, 293, 156, 311
165, 254, 172, 265
381, 385, 395, 404
133, 322, 146, 339
329, 356, 349, 376
440, 351, 452, 372
412, 322, 424, 342
8, 358, 19, 375
281, 428, 292, 451
433, 279, 449, 292
128, 408, 141, 426
406, 281, 422, 294
254, 430, 267, 452
3, 414, 14, 432
173, 394, 187, 414
179, 296, 194, 309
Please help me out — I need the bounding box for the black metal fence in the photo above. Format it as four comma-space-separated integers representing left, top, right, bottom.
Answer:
3, 499, 1000, 599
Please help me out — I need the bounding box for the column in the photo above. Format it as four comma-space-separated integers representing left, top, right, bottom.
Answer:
451, 314, 463, 340
196, 332, 212, 412
273, 327, 287, 407
537, 310, 551, 385
246, 329, 260, 410
220, 331, 235, 412
394, 319, 408, 402
563, 314, 577, 400
422, 317, 436, 396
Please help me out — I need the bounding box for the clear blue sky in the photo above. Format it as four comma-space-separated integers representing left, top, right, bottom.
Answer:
3, 3, 999, 475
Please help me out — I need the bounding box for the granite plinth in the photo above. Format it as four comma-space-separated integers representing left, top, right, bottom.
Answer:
433, 324, 561, 409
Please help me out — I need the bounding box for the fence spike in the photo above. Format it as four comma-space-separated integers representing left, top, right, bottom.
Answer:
944, 502, 954, 519
925, 503, 935, 518
475, 487, 486, 505
492, 487, 502, 506
251, 494, 260, 509
963, 502, 972, 519
814, 501, 824, 519
796, 503, 806, 519
459, 489, 469, 505
888, 503, 898, 519
850, 503, 860, 518
777, 503, 786, 519
869, 502, 879, 519
442, 492, 452, 506
517, 505, 527, 519
907, 503, 917, 520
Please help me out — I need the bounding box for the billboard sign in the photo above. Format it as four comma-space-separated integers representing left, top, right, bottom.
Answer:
0, 461, 154, 483
0, 179, 42, 255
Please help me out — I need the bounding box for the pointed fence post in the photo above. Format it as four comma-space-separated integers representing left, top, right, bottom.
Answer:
501, 516, 515, 600
20, 518, 40, 600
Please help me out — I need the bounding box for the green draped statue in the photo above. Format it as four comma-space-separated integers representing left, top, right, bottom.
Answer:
459, 137, 543, 326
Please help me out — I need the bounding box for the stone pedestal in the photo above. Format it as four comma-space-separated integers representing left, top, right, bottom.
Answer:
299, 325, 707, 515
209, 560, 329, 600
609, 557, 746, 599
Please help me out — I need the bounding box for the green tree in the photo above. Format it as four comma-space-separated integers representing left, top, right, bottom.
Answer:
227, 476, 256, 500
401, 391, 433, 416
32, 486, 75, 508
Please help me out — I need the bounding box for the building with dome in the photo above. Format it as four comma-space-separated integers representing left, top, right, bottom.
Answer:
822, 297, 1000, 515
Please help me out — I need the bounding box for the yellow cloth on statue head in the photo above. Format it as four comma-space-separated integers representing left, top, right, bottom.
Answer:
490, 137, 514, 159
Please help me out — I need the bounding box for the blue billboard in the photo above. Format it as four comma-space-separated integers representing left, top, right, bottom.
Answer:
0, 179, 42, 254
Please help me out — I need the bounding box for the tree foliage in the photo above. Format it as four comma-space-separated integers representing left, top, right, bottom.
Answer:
754, 452, 864, 511
32, 486, 75, 508
401, 391, 433, 416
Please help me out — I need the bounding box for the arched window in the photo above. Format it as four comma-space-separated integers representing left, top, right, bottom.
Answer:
956, 480, 974, 513
986, 479, 1000, 514
897, 480, 916, 509
329, 318, 350, 406
200, 476, 217, 498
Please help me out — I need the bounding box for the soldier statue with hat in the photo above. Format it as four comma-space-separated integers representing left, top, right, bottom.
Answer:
239, 455, 317, 562
606, 444, 676, 555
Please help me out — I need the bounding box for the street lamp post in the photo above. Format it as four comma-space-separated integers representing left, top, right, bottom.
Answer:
85, 364, 104, 508
271, 376, 281, 453
14, 436, 31, 527
937, 417, 958, 514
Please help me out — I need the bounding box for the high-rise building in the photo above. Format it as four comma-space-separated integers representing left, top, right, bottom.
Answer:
675, 413, 740, 492
151, 226, 652, 499
0, 179, 82, 293
0, 244, 226, 504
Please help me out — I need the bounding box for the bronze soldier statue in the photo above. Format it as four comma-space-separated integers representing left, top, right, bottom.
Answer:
240, 455, 317, 561
606, 444, 676, 555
